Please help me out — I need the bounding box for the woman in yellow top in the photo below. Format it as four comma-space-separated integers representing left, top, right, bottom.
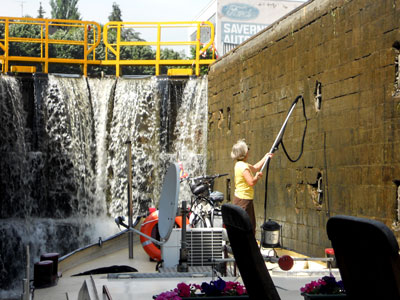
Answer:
231, 139, 273, 234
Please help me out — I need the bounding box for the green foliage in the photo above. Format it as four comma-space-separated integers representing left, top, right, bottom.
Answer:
159, 48, 186, 75
8, 22, 42, 58
48, 27, 84, 73
190, 46, 213, 75
121, 45, 155, 76
88, 23, 156, 76
37, 2, 46, 18
50, 0, 81, 20
108, 2, 122, 22
161, 48, 184, 60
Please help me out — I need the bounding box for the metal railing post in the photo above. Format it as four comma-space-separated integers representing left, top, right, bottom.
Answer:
116, 23, 121, 77
196, 23, 201, 76
44, 20, 49, 73
126, 140, 134, 259
156, 24, 161, 76
83, 24, 88, 76
4, 19, 9, 73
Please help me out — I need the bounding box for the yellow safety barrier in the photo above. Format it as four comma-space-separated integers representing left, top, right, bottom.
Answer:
0, 16, 101, 76
101, 21, 215, 76
0, 18, 215, 77
10, 65, 37, 73
167, 68, 193, 76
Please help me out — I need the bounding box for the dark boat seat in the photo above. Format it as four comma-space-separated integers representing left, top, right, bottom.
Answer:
327, 215, 400, 300
221, 203, 280, 300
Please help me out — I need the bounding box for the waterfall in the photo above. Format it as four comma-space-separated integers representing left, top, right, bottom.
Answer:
88, 77, 117, 214
107, 77, 161, 216
0, 74, 208, 296
172, 77, 208, 201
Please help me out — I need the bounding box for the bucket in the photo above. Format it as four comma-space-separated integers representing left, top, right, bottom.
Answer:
261, 219, 280, 248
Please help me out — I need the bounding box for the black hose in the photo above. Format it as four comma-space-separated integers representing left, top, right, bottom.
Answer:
280, 95, 307, 162
263, 95, 307, 225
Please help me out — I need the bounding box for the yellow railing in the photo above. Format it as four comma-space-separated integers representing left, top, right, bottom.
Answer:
0, 18, 216, 77
0, 17, 101, 76
102, 21, 215, 76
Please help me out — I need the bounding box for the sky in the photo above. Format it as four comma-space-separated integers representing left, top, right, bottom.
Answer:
3, 0, 212, 24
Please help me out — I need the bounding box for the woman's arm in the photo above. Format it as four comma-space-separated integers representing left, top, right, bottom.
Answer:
251, 153, 274, 172
243, 169, 262, 187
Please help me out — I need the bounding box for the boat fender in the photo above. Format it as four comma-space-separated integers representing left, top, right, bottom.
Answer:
140, 211, 189, 261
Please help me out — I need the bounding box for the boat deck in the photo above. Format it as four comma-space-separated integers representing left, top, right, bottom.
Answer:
34, 232, 339, 300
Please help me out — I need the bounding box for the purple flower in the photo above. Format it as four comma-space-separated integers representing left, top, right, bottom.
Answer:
214, 278, 226, 291
201, 281, 220, 296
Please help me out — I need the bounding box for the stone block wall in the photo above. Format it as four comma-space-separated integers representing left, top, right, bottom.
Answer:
207, 0, 400, 257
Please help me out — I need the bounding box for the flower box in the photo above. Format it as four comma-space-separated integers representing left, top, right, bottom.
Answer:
154, 278, 248, 300
302, 293, 348, 300
300, 274, 346, 299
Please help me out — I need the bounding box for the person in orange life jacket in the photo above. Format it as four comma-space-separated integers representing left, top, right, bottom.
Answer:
231, 139, 273, 234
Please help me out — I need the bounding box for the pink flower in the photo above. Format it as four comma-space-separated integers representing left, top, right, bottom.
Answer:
235, 284, 246, 295
300, 281, 322, 294
155, 291, 181, 300
192, 284, 201, 290
176, 283, 191, 297
156, 279, 247, 298
225, 281, 235, 291
300, 275, 345, 295
318, 279, 327, 286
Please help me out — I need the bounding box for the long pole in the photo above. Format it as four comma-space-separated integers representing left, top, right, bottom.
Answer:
261, 102, 298, 172
178, 201, 188, 272
126, 140, 133, 259
22, 245, 30, 300
261, 95, 306, 241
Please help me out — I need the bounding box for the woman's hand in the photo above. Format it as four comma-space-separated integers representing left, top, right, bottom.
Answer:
243, 169, 262, 186
252, 152, 275, 173
265, 152, 274, 159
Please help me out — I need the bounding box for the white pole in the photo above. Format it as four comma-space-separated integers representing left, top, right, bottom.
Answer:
22, 245, 30, 300
126, 140, 134, 259
261, 103, 297, 172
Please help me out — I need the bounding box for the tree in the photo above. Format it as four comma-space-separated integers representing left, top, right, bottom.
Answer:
8, 22, 41, 58
160, 48, 185, 74
37, 2, 46, 18
48, 28, 84, 73
50, 0, 81, 20
190, 46, 214, 75
108, 2, 122, 22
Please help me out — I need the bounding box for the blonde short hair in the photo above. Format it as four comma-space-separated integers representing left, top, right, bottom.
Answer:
231, 139, 248, 161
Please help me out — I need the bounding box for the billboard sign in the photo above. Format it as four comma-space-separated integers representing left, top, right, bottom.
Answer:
222, 21, 267, 44
221, 3, 260, 20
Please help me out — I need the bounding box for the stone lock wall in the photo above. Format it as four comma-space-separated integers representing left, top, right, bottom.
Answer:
207, 0, 400, 257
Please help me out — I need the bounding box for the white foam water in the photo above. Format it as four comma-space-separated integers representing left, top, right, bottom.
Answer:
0, 74, 208, 297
